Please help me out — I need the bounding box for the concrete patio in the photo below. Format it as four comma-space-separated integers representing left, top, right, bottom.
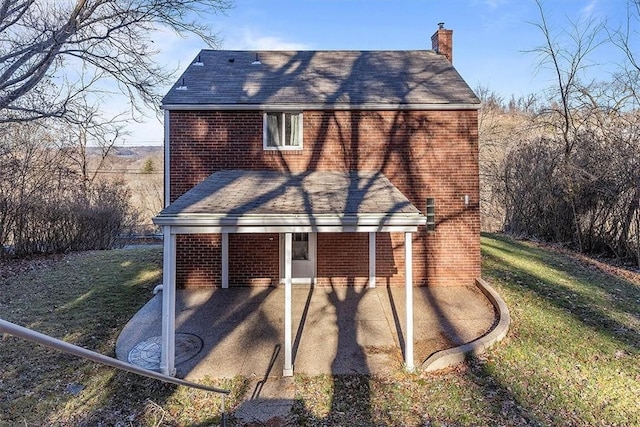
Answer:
116, 284, 496, 381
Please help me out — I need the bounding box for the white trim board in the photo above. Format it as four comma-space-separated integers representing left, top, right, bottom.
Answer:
166, 224, 420, 234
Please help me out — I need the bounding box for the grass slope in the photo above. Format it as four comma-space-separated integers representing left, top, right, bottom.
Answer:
1, 235, 638, 426
477, 234, 639, 426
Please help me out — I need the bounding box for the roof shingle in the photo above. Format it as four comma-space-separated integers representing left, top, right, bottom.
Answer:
162, 50, 479, 106
157, 170, 423, 220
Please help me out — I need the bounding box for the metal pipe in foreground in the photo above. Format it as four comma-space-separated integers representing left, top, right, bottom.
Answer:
0, 318, 230, 396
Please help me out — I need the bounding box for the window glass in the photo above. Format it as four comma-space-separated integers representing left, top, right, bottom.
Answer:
292, 233, 309, 260
286, 113, 300, 146
266, 113, 281, 147
264, 112, 302, 149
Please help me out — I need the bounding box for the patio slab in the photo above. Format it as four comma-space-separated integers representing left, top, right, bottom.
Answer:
116, 284, 496, 381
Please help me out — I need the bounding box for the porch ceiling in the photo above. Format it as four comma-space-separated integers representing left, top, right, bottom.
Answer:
153, 170, 426, 231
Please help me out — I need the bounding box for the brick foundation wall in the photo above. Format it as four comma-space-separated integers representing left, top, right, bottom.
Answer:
169, 109, 480, 288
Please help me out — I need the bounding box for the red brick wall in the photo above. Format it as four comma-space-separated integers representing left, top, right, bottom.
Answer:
170, 109, 480, 288
316, 233, 369, 287
228, 233, 279, 286
176, 234, 222, 287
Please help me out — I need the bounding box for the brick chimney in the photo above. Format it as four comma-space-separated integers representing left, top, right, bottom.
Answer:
431, 22, 453, 63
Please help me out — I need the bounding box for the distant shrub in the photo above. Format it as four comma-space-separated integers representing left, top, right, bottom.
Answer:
141, 158, 155, 174
10, 180, 134, 257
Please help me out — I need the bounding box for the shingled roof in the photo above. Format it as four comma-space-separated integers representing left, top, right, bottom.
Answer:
154, 170, 425, 228
162, 50, 480, 108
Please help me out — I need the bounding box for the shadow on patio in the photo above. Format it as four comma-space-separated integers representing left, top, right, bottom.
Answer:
116, 284, 496, 381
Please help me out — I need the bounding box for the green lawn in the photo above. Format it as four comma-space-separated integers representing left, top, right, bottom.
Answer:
1, 235, 638, 426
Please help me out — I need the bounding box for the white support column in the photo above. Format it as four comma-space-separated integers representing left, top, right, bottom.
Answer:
368, 232, 376, 288
404, 231, 415, 372
283, 232, 293, 377
161, 226, 177, 376
221, 233, 229, 289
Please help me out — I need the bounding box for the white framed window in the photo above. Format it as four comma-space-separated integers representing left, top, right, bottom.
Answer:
263, 112, 303, 150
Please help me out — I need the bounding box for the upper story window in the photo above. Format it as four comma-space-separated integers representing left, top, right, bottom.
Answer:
263, 112, 303, 150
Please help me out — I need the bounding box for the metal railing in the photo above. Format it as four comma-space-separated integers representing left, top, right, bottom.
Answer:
0, 318, 230, 425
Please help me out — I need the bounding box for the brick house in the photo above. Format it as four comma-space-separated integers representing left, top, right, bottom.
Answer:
153, 26, 480, 376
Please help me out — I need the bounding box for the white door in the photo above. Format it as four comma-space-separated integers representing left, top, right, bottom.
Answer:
283, 232, 316, 284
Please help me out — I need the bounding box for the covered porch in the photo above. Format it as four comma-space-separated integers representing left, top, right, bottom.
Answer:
116, 285, 497, 379
153, 170, 428, 377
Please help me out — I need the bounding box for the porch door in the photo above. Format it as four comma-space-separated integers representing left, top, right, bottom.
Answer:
284, 232, 316, 284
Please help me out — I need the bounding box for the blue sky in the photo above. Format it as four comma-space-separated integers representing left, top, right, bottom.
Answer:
120, 0, 633, 145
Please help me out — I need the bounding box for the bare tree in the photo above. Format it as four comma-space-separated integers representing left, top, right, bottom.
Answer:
610, 1, 640, 70
608, 0, 640, 114
57, 98, 127, 186
526, 0, 606, 251
490, 1, 640, 266
529, 0, 605, 157
0, 0, 231, 123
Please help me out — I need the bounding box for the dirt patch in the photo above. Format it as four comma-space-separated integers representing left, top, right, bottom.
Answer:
414, 333, 456, 361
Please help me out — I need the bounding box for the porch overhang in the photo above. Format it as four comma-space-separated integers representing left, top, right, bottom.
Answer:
153, 169, 427, 232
